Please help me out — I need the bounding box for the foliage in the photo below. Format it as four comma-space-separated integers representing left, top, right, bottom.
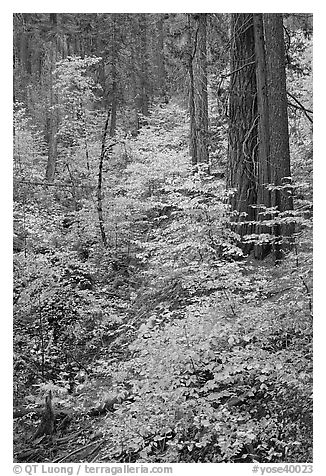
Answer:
54, 56, 102, 148
13, 14, 312, 464
14, 99, 312, 463
100, 248, 312, 463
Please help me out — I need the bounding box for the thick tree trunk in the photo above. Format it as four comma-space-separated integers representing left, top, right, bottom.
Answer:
256, 14, 294, 261
228, 13, 258, 249
229, 13, 293, 260
264, 14, 293, 215
253, 13, 272, 259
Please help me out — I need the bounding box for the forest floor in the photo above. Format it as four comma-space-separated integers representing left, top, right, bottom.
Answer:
14, 250, 313, 463
13, 103, 313, 464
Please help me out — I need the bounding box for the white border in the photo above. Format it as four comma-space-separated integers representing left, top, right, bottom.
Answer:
2, 4, 325, 475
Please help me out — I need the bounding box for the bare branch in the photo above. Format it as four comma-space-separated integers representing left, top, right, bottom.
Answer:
287, 91, 313, 124
14, 179, 93, 189
222, 60, 256, 78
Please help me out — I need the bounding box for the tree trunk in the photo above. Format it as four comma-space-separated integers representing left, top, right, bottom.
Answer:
255, 14, 294, 261
32, 390, 55, 439
139, 14, 149, 120
20, 15, 32, 75
156, 14, 167, 101
110, 82, 117, 137
45, 14, 58, 182
228, 13, 294, 260
194, 14, 209, 167
130, 23, 140, 135
253, 13, 272, 259
264, 14, 292, 192
227, 13, 258, 249
187, 15, 197, 167
97, 111, 111, 248
131, 14, 149, 134
109, 16, 118, 137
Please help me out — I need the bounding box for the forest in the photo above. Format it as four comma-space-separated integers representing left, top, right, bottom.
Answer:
13, 13, 313, 464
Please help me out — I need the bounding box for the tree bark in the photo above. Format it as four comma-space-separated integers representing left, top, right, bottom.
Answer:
253, 13, 272, 259
228, 13, 294, 259
227, 13, 258, 249
264, 14, 293, 212
188, 14, 209, 170
257, 14, 294, 261
194, 14, 209, 167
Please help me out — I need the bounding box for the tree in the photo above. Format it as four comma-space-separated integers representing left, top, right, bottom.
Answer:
253, 13, 294, 260
188, 14, 209, 170
108, 15, 119, 137
12, 13, 313, 463
45, 13, 59, 182
253, 13, 272, 259
187, 14, 197, 168
154, 14, 167, 101
228, 13, 293, 260
227, 13, 258, 249
263, 14, 294, 259
194, 13, 209, 167
133, 14, 150, 131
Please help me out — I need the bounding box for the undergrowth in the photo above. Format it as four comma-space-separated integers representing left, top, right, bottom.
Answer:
13, 99, 312, 463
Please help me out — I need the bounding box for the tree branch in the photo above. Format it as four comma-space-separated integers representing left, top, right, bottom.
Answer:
14, 179, 93, 190
97, 110, 116, 248
223, 60, 256, 78
287, 91, 313, 124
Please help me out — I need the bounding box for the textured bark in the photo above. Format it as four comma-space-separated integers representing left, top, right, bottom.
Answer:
262, 14, 294, 260
229, 13, 293, 259
253, 13, 272, 259
194, 14, 209, 166
264, 15, 293, 209
228, 13, 258, 247
188, 14, 209, 169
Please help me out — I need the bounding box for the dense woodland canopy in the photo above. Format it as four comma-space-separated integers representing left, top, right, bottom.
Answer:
13, 13, 313, 464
